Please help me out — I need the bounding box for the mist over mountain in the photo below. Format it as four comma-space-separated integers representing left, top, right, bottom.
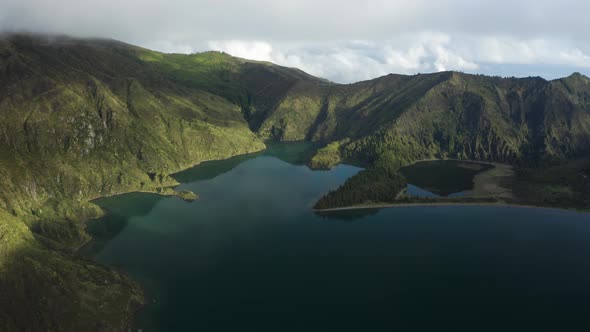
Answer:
3, 0, 590, 83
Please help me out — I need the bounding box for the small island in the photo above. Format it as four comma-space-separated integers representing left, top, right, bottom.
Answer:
175, 190, 199, 202
157, 188, 199, 202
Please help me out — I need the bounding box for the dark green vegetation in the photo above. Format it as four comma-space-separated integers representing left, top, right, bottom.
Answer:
314, 165, 408, 210
513, 159, 590, 209
307, 71, 590, 209
314, 160, 499, 210
0, 33, 589, 330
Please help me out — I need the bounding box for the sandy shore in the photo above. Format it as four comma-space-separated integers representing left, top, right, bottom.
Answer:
313, 202, 584, 213
470, 163, 515, 198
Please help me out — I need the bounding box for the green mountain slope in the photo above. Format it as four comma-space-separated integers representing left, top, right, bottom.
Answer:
272, 72, 590, 164
0, 34, 271, 224
0, 34, 268, 330
308, 73, 590, 209
1, 33, 590, 329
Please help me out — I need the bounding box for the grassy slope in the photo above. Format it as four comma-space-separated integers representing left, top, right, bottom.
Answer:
0, 35, 268, 223
1, 34, 353, 330
0, 34, 271, 330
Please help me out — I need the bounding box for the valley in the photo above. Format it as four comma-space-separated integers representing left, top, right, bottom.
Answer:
1, 33, 590, 330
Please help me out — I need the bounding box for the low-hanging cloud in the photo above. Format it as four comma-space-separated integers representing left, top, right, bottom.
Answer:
208, 34, 590, 83
1, 0, 590, 82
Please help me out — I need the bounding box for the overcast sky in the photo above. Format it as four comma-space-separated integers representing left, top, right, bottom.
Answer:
1, 0, 589, 83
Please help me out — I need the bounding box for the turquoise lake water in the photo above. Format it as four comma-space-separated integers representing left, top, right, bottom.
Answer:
92, 144, 590, 331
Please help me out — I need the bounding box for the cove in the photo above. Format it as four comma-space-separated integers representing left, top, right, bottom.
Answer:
91, 144, 590, 331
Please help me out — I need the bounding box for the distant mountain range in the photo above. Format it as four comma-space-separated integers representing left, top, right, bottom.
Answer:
1, 33, 589, 330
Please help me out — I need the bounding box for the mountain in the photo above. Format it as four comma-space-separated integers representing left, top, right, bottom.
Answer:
261, 71, 590, 164
308, 72, 590, 208
0, 33, 589, 330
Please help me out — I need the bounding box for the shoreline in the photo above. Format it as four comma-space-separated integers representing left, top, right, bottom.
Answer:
313, 160, 585, 214
81, 150, 589, 329
313, 201, 587, 213
85, 146, 268, 203
76, 146, 267, 328
81, 148, 587, 329
77, 148, 268, 256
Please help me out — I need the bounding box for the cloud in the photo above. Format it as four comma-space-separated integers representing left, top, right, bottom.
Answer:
207, 34, 478, 83
205, 34, 590, 83
471, 38, 590, 67
208, 40, 273, 62
1, 0, 590, 82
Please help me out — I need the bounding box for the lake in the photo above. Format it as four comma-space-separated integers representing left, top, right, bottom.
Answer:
91, 144, 590, 331
401, 160, 494, 197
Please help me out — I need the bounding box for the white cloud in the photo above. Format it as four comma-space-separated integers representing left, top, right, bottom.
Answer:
386, 45, 427, 71
470, 37, 590, 68
146, 40, 196, 54
208, 40, 273, 62
560, 49, 590, 68
206, 33, 481, 83
2, 0, 590, 82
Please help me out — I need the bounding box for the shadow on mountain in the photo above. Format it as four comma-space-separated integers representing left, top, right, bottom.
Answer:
263, 141, 318, 165
0, 244, 142, 332
81, 214, 129, 256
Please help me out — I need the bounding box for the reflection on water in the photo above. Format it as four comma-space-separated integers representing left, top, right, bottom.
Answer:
401, 160, 492, 197
173, 142, 317, 183
84, 193, 166, 256
315, 208, 381, 221
406, 184, 467, 198
91, 145, 590, 332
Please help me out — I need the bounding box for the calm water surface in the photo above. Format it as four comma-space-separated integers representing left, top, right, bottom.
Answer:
92, 144, 590, 331
401, 160, 493, 197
